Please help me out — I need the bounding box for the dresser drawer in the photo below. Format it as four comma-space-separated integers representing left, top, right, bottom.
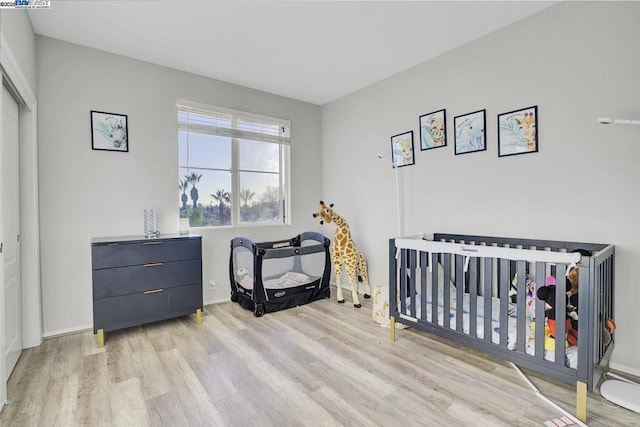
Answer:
167, 282, 203, 313
93, 283, 202, 332
94, 288, 168, 332
92, 258, 202, 299
92, 238, 201, 269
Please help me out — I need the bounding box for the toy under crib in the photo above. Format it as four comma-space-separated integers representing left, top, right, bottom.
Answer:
389, 233, 615, 423
230, 232, 331, 316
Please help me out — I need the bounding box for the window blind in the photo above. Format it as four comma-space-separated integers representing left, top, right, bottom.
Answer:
178, 104, 291, 145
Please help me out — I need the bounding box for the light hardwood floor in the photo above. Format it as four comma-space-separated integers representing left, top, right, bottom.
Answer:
2, 291, 639, 426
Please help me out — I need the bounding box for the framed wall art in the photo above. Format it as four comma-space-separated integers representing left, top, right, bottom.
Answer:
390, 130, 415, 167
454, 109, 486, 155
91, 110, 129, 152
419, 109, 447, 151
498, 105, 538, 157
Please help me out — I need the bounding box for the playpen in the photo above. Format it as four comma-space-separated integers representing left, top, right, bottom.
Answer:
230, 232, 331, 316
388, 233, 615, 421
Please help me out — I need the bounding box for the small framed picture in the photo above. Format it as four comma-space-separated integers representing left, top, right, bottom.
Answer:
91, 110, 129, 152
498, 106, 538, 157
454, 109, 486, 155
419, 109, 447, 151
390, 130, 415, 167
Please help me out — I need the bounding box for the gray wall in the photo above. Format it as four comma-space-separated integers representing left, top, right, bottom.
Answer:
36, 36, 322, 335
321, 1, 640, 375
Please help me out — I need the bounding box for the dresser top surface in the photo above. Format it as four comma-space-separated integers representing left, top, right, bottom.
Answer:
91, 233, 201, 245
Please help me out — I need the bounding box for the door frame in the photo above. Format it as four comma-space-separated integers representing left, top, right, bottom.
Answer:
0, 34, 41, 405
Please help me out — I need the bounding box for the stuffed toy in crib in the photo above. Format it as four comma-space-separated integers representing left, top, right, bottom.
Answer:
536, 271, 579, 347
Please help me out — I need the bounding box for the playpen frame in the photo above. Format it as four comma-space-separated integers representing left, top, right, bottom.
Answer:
230, 232, 331, 316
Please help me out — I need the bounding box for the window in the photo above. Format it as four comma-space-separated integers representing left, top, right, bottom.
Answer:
178, 102, 290, 227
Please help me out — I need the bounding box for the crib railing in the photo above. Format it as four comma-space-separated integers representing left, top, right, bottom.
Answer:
389, 234, 615, 390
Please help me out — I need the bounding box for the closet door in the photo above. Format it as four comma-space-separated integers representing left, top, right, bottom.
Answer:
1, 83, 22, 396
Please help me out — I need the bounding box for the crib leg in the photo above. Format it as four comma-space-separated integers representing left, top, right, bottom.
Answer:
390, 316, 396, 342
576, 381, 587, 423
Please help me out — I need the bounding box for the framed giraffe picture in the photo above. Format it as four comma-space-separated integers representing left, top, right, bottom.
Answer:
497, 105, 538, 157
390, 130, 415, 167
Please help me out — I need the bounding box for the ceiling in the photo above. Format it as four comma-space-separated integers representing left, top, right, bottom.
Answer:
28, 1, 557, 105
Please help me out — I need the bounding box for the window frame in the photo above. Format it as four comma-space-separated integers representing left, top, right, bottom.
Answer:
178, 100, 291, 228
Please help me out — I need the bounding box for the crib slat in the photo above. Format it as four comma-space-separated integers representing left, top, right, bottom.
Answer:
516, 260, 526, 353
469, 256, 478, 338
535, 262, 546, 360
455, 255, 464, 333
431, 253, 438, 325
409, 250, 417, 318
499, 258, 509, 346
483, 257, 492, 343
443, 253, 451, 330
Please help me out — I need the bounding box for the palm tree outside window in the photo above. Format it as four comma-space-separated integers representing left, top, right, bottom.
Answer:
178, 102, 290, 227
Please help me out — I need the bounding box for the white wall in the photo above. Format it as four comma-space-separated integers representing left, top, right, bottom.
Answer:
36, 36, 322, 336
322, 1, 640, 375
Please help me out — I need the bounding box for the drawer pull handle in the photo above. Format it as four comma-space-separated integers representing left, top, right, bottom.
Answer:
144, 289, 164, 295
143, 262, 163, 267
142, 241, 163, 245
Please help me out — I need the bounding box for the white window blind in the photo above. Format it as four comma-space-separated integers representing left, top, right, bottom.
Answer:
178, 104, 291, 145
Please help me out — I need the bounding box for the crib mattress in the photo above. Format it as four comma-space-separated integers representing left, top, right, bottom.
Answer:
403, 293, 578, 368
400, 264, 577, 369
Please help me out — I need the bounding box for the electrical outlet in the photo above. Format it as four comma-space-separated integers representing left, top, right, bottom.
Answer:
208, 280, 216, 289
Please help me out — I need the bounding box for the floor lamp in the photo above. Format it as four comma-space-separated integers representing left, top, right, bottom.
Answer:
377, 154, 403, 237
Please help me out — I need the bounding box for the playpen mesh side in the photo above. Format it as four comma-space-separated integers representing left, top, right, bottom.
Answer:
231, 237, 328, 290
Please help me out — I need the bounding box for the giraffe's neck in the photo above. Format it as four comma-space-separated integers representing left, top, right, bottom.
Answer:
332, 214, 349, 231
331, 213, 352, 250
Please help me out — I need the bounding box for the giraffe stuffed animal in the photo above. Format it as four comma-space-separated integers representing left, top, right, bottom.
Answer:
313, 201, 371, 308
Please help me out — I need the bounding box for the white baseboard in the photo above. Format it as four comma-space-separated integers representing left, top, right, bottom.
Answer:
43, 324, 93, 339
41, 302, 231, 339
204, 297, 230, 306
610, 362, 640, 378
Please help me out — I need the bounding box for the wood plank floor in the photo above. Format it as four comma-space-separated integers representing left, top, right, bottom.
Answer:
2, 291, 639, 426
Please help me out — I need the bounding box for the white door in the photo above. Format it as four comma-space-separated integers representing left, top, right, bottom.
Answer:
1, 84, 22, 405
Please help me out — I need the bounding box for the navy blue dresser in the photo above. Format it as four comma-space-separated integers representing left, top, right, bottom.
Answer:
91, 233, 203, 346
